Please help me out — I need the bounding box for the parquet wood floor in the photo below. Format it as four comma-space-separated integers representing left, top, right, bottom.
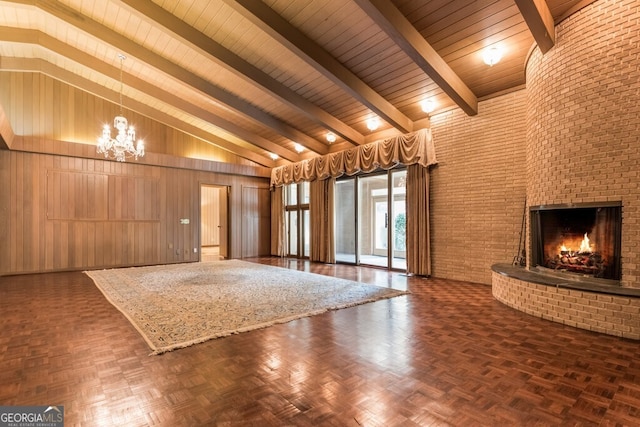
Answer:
1, 258, 639, 426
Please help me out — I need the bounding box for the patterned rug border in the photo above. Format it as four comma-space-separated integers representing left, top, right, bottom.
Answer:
85, 260, 409, 355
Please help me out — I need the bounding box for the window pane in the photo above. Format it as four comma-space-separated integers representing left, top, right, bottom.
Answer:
286, 183, 298, 206
303, 209, 310, 258
287, 210, 298, 256
300, 181, 310, 205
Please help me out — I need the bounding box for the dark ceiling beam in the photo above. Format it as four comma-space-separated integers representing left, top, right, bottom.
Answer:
0, 53, 279, 167
353, 0, 478, 116
514, 0, 555, 54
22, 0, 326, 157
116, 0, 363, 147
224, 0, 414, 134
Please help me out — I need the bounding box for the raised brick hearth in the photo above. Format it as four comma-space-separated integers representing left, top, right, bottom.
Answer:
492, 264, 640, 339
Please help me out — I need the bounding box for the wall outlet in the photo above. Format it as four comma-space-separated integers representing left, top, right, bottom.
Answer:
193, 248, 198, 253
180, 218, 190, 224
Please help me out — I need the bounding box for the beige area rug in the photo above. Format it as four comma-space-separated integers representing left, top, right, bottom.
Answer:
85, 260, 408, 355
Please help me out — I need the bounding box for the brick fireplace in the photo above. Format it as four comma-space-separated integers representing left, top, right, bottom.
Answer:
524, 0, 640, 289
491, 0, 640, 340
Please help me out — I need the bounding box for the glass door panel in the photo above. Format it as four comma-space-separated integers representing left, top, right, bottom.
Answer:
335, 179, 356, 263
391, 170, 407, 270
373, 200, 388, 255
358, 174, 388, 267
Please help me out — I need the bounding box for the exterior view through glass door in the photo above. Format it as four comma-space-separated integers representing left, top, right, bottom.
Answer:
335, 169, 406, 270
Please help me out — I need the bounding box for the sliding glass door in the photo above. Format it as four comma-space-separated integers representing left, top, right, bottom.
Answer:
335, 169, 406, 270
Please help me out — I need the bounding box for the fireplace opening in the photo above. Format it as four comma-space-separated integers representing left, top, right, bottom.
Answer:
530, 203, 622, 283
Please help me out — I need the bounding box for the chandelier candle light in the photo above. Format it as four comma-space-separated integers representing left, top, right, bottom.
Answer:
97, 54, 145, 162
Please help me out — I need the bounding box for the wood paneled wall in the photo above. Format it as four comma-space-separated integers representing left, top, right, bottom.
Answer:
0, 149, 271, 275
0, 71, 273, 275
241, 187, 271, 258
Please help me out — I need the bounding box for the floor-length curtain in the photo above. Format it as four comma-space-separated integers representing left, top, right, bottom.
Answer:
406, 164, 431, 276
310, 178, 335, 263
270, 186, 286, 256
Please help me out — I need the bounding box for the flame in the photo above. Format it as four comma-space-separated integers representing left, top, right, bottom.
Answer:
579, 233, 592, 253
558, 233, 594, 255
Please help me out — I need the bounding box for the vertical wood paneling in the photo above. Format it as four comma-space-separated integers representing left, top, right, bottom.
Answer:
0, 149, 270, 275
0, 71, 262, 168
241, 186, 271, 258
12, 153, 23, 271
0, 151, 10, 273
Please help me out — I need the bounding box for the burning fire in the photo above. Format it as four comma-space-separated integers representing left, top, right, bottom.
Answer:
560, 233, 594, 255
579, 233, 592, 253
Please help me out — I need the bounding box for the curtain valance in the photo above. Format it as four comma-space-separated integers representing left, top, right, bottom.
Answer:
270, 128, 437, 187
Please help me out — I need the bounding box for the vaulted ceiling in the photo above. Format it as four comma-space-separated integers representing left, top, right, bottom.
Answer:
0, 0, 590, 167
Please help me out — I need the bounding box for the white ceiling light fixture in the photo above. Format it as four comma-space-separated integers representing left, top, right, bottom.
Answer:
366, 117, 380, 131
269, 152, 279, 160
293, 142, 304, 153
482, 45, 503, 66
97, 54, 145, 162
420, 98, 436, 114
326, 132, 336, 144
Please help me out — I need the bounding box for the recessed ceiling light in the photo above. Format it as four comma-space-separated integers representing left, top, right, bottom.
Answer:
326, 132, 336, 143
420, 98, 436, 114
366, 117, 380, 131
269, 153, 279, 160
483, 45, 503, 66
294, 143, 304, 153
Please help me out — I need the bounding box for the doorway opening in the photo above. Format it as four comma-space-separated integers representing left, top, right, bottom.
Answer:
200, 184, 229, 261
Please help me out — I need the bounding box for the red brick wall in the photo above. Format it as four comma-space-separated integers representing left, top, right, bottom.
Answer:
430, 91, 527, 284
526, 0, 640, 288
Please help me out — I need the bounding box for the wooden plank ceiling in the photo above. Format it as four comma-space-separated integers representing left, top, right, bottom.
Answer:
0, 0, 589, 167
